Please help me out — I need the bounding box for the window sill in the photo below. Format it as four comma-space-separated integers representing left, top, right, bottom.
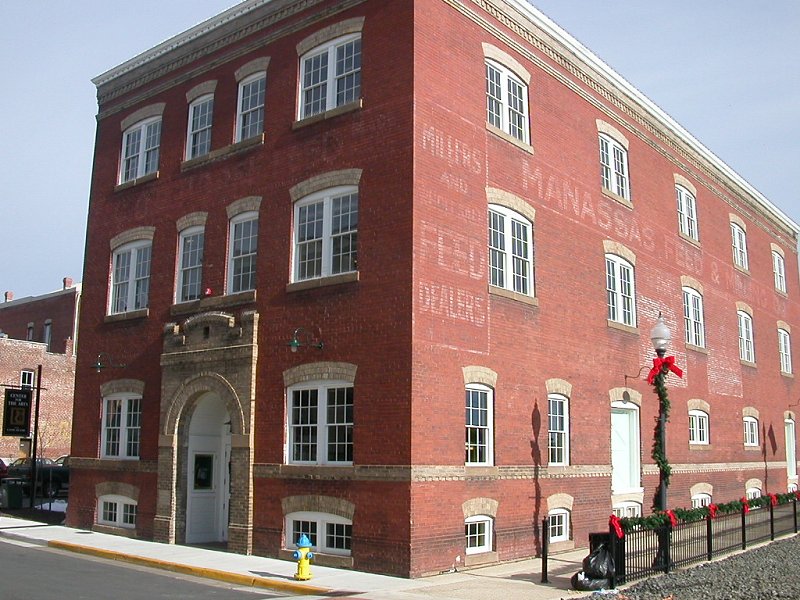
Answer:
782, 371, 795, 379
286, 271, 359, 293
689, 443, 712, 451
464, 465, 499, 479
548, 540, 576, 554
744, 445, 761, 451
93, 524, 137, 538
678, 231, 701, 248
685, 343, 708, 354
776, 289, 788, 299
486, 123, 534, 155
180, 134, 264, 172
607, 320, 638, 335
115, 171, 159, 192
601, 188, 633, 210
740, 359, 757, 369
105, 308, 149, 323
733, 263, 751, 276
170, 290, 256, 316
293, 99, 363, 130
488, 285, 538, 306
464, 551, 498, 567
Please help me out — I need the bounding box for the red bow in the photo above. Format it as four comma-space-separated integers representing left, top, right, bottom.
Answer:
769, 493, 778, 507
609, 514, 624, 539
795, 490, 800, 501
665, 509, 678, 527
741, 497, 750, 514
708, 503, 718, 519
647, 356, 684, 384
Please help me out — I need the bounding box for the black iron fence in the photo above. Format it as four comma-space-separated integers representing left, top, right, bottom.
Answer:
608, 499, 800, 585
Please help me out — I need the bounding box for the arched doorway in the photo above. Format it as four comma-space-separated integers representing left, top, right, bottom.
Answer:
186, 392, 231, 544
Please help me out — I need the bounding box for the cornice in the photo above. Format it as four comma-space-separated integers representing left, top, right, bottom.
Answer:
455, 0, 799, 244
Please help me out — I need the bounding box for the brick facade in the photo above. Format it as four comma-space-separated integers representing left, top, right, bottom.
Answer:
69, 0, 800, 578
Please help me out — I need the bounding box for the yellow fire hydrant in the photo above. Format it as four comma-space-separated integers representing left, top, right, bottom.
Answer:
293, 533, 314, 580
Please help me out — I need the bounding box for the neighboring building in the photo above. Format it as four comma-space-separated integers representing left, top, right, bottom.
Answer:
68, 0, 800, 578
0, 279, 79, 459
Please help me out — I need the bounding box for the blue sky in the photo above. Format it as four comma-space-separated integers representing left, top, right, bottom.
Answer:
1, 1, 798, 298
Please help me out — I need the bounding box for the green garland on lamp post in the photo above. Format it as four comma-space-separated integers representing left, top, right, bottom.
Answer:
651, 368, 671, 490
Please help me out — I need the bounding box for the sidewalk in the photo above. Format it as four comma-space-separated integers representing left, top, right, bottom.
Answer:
0, 513, 597, 599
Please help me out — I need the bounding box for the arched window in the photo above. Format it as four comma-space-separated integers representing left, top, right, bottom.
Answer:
599, 133, 629, 200
779, 328, 792, 374
286, 511, 352, 556
98, 495, 137, 529
737, 310, 755, 363
605, 254, 636, 327
110, 240, 152, 314
676, 184, 698, 241
682, 287, 705, 347
730, 221, 749, 270
465, 514, 493, 554
299, 34, 361, 119
547, 393, 569, 465
465, 383, 494, 466
688, 409, 709, 445
488, 204, 533, 296
743, 415, 759, 447
287, 380, 353, 465
548, 508, 570, 542
691, 493, 712, 508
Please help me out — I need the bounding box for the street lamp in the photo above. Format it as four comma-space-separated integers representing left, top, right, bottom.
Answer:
649, 312, 680, 512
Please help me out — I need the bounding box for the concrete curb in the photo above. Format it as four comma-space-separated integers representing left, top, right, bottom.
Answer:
47, 540, 331, 595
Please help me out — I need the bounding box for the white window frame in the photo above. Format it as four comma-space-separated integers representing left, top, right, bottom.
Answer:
120, 117, 161, 183
465, 514, 493, 555
786, 419, 797, 479
287, 381, 353, 465
731, 222, 749, 270
186, 94, 214, 160
236, 72, 266, 142
738, 310, 755, 363
485, 59, 530, 144
682, 287, 705, 348
688, 409, 709, 445
599, 134, 630, 200
299, 33, 362, 120
744, 416, 759, 447
101, 394, 142, 460
746, 487, 762, 500
548, 508, 570, 543
547, 393, 569, 466
97, 494, 138, 529
691, 493, 712, 509
20, 370, 35, 390
109, 240, 152, 315
285, 511, 352, 556
465, 383, 494, 466
779, 328, 792, 374
676, 185, 699, 241
612, 501, 641, 519
605, 254, 636, 327
773, 251, 787, 293
177, 226, 204, 303
293, 186, 358, 282
488, 205, 534, 297
228, 212, 258, 294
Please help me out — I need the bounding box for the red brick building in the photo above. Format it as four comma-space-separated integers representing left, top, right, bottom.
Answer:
0, 279, 79, 460
68, 0, 800, 577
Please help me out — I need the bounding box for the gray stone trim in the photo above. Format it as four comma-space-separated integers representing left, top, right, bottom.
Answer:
482, 42, 531, 84
462, 366, 498, 387
771, 243, 786, 258
745, 478, 763, 491
681, 275, 703, 295
100, 379, 145, 397
778, 321, 792, 334
110, 226, 156, 251
690, 482, 713, 497
486, 187, 535, 223
120, 103, 166, 131
736, 301, 753, 316
785, 411, 796, 421
96, 481, 140, 501
176, 212, 208, 231
743, 406, 759, 419
282, 495, 355, 520
186, 80, 217, 102
610, 386, 641, 407
182, 311, 236, 332
296, 17, 365, 56
729, 213, 747, 231
289, 169, 362, 202
226, 196, 262, 218
687, 398, 710, 413
603, 240, 636, 265
462, 497, 499, 518
546, 493, 574, 511
163, 372, 246, 436
674, 174, 697, 196
234, 57, 270, 82
596, 119, 629, 149
546, 378, 572, 397
283, 362, 357, 387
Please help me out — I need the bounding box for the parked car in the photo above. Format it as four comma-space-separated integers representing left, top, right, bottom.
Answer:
0, 458, 10, 480
6, 457, 69, 497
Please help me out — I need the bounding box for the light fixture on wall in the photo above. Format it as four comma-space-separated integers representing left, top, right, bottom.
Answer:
287, 327, 324, 353
94, 352, 126, 373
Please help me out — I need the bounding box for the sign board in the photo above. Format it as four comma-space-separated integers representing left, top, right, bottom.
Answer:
3, 388, 32, 437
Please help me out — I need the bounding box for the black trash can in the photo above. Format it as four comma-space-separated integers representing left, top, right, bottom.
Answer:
3, 478, 25, 509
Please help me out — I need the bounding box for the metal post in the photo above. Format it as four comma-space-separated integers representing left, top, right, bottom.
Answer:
770, 502, 775, 541
29, 364, 42, 509
741, 507, 747, 551
540, 517, 549, 584
794, 496, 798, 534
706, 514, 713, 561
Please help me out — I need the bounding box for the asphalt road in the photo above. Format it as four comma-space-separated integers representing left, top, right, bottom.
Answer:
0, 538, 288, 599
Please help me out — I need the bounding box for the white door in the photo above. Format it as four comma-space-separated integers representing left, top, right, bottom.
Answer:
611, 405, 640, 493
186, 393, 230, 544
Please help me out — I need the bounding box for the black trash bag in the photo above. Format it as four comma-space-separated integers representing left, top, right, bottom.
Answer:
582, 542, 615, 579
571, 571, 611, 591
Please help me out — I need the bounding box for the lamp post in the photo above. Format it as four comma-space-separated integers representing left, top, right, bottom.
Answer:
650, 313, 671, 511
